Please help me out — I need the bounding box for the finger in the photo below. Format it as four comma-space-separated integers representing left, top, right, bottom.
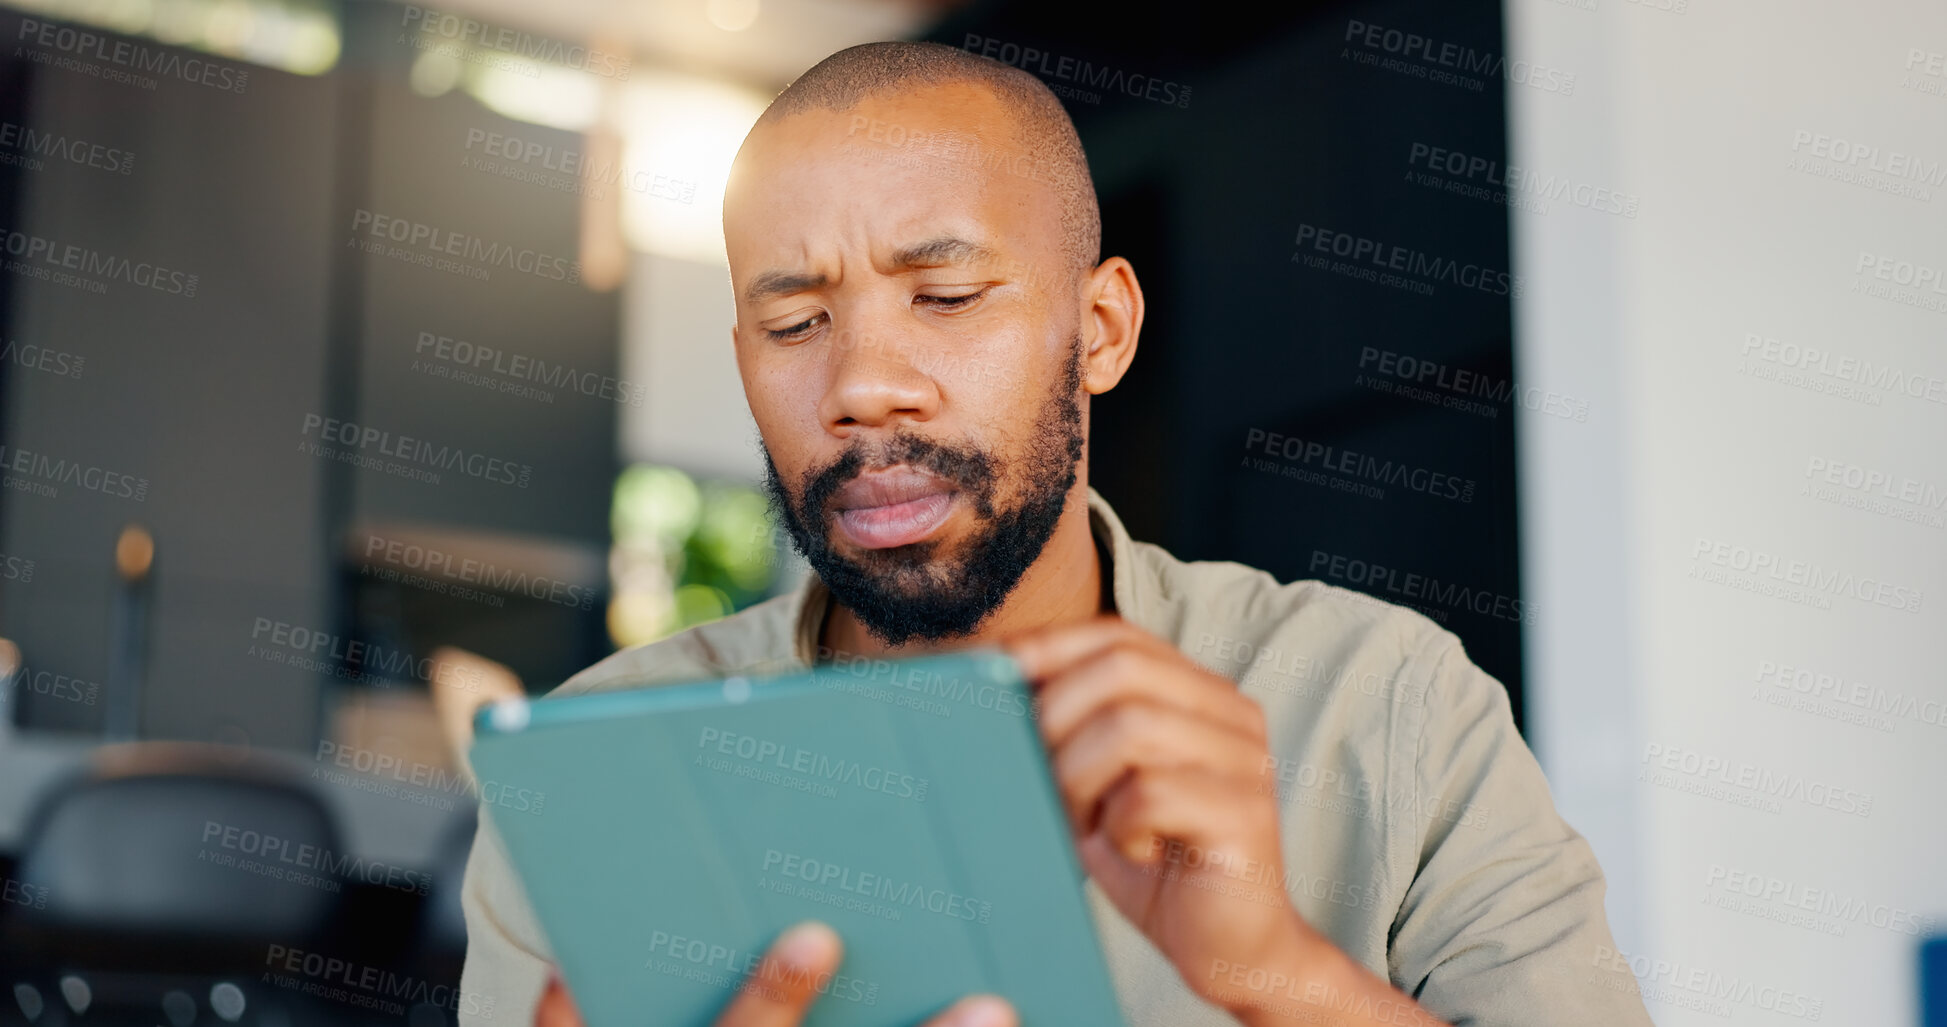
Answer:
1035, 643, 1265, 749
536, 974, 582, 1027
1050, 698, 1269, 834
1093, 765, 1266, 865
923, 994, 1019, 1027
1004, 614, 1165, 682
715, 921, 842, 1027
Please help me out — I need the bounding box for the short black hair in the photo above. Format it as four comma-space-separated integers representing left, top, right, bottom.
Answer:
756, 40, 1101, 274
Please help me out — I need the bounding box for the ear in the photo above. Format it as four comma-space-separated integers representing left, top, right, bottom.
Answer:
1078, 256, 1143, 395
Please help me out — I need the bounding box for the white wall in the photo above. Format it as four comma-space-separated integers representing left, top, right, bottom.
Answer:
621, 251, 764, 481
1508, 1, 1947, 1022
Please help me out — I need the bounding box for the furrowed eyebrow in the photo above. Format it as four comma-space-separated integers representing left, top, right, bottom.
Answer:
889, 235, 997, 269
744, 269, 828, 306
743, 236, 997, 305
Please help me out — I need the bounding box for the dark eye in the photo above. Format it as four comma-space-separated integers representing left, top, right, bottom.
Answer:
766, 314, 824, 341
915, 288, 988, 309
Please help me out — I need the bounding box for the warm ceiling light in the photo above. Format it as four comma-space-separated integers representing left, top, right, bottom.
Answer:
619, 70, 767, 264
706, 0, 760, 33
2, 0, 340, 75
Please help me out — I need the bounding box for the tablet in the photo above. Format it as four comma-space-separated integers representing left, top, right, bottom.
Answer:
469, 647, 1128, 1026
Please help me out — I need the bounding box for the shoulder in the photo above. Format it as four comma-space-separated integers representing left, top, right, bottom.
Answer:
1131, 539, 1457, 689
548, 588, 806, 697
1133, 543, 1496, 963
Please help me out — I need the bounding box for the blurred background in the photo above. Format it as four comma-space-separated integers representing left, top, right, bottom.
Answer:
0, 0, 1940, 1023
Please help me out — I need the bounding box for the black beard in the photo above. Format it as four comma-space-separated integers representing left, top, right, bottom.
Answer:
761, 341, 1086, 647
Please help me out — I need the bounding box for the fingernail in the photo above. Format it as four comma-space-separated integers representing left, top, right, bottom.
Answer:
947, 995, 1013, 1027
772, 921, 838, 970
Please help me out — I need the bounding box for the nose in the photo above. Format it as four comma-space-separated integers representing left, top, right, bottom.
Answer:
818, 325, 941, 434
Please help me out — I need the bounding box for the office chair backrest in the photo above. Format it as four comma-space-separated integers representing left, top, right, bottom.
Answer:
17, 764, 340, 938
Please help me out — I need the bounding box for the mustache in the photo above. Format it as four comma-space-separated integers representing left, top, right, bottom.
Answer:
798, 430, 999, 524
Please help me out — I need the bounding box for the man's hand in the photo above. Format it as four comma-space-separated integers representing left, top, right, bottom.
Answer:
1004, 615, 1417, 1021
1007, 615, 1450, 1026
534, 921, 1017, 1027
1005, 615, 1330, 1016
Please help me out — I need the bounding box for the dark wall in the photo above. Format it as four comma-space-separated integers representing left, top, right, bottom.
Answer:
346, 7, 619, 544
927, 0, 1531, 729
335, 2, 620, 689
0, 1, 622, 747
0, 8, 339, 745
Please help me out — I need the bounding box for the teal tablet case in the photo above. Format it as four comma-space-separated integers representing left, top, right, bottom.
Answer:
469, 648, 1129, 1026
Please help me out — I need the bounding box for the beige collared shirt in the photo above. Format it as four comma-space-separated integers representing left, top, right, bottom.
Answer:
459, 487, 1651, 1026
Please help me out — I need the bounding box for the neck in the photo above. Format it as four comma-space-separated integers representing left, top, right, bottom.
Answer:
820, 481, 1105, 658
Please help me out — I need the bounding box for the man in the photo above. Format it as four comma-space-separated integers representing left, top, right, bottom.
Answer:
460, 40, 1652, 1027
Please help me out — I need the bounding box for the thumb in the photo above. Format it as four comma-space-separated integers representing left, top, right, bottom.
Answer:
536, 974, 583, 1027
714, 921, 844, 1026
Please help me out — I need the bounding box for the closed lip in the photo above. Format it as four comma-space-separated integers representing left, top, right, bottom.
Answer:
829, 466, 960, 549
831, 466, 955, 512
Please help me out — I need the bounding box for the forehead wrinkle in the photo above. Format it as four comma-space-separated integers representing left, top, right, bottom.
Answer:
732, 115, 1031, 305
741, 231, 851, 306
735, 42, 1100, 277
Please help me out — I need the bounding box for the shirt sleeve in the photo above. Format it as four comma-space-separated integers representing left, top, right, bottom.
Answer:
458, 807, 556, 1026
1386, 635, 1652, 1026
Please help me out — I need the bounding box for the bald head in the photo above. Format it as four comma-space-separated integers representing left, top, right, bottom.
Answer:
751, 40, 1101, 274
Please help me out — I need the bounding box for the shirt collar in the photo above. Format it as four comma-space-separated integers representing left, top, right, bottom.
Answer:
791, 486, 1139, 665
